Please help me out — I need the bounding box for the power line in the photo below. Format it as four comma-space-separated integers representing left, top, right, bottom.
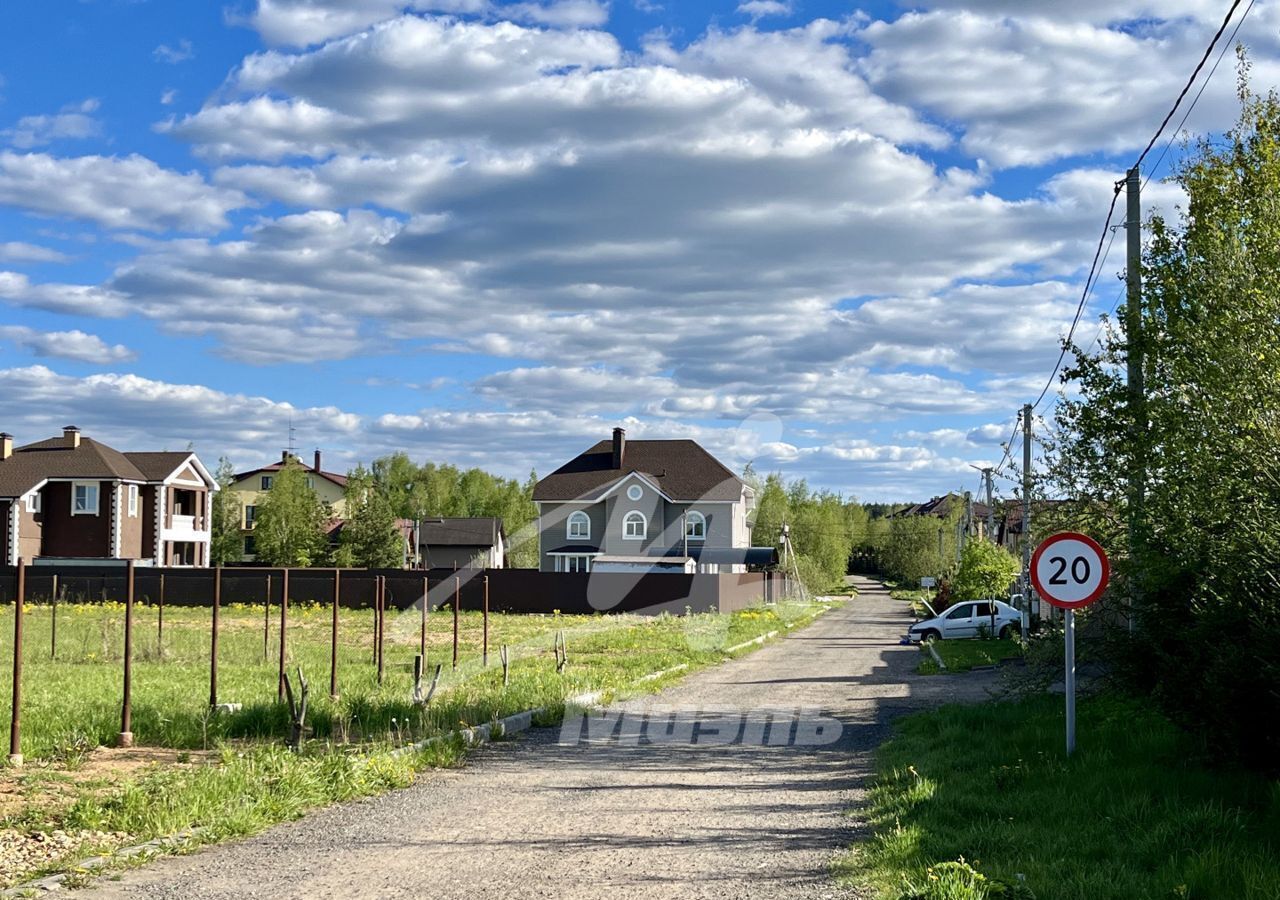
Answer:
1143, 0, 1256, 189
1133, 0, 1248, 170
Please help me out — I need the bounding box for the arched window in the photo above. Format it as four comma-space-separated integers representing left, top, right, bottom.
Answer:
623, 510, 647, 539
685, 511, 706, 540
567, 510, 591, 540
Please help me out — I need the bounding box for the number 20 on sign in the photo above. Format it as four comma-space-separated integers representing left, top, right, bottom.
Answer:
1030, 532, 1110, 755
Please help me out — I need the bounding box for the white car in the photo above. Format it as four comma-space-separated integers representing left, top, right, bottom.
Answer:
908, 600, 1022, 642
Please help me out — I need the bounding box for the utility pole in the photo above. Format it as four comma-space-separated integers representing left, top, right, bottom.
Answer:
983, 468, 995, 542
1021, 403, 1033, 640
1125, 166, 1145, 634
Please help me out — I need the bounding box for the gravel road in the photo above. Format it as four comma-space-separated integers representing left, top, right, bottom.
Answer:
75, 577, 996, 900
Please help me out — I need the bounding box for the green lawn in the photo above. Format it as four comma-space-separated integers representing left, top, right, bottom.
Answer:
918, 639, 1022, 674
0, 597, 828, 888
838, 694, 1280, 900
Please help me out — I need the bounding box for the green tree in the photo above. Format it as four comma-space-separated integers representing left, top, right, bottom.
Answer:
1048, 60, 1280, 765
209, 456, 243, 565
339, 466, 405, 568
253, 460, 330, 567
951, 540, 1019, 603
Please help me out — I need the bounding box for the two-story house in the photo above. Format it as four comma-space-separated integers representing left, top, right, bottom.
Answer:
533, 428, 762, 574
228, 451, 348, 561
0, 426, 217, 567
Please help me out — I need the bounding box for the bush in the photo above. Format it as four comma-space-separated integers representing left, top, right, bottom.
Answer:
951, 542, 1019, 603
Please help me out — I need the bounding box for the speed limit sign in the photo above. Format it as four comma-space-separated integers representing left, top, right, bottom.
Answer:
1031, 532, 1110, 609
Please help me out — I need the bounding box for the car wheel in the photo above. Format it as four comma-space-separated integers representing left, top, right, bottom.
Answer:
999, 624, 1019, 640
920, 628, 941, 643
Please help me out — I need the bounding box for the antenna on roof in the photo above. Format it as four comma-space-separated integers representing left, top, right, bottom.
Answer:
284, 416, 298, 458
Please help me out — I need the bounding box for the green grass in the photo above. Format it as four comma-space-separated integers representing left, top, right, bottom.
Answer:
838, 694, 1280, 900
0, 596, 828, 888
918, 639, 1022, 675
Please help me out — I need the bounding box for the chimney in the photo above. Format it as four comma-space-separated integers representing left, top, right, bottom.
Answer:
0, 433, 12, 461
63, 425, 80, 449
314, 449, 322, 473
282, 450, 290, 463
612, 427, 626, 469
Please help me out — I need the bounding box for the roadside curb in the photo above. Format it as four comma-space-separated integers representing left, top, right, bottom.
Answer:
2, 829, 207, 897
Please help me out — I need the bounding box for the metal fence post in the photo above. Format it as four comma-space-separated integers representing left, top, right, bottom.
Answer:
118, 560, 135, 748
264, 572, 272, 663
376, 576, 386, 685
452, 575, 460, 670
483, 575, 489, 667
210, 565, 221, 708
277, 569, 288, 702
158, 572, 166, 656
420, 575, 428, 661
330, 568, 340, 700
9, 559, 25, 766
50, 574, 58, 660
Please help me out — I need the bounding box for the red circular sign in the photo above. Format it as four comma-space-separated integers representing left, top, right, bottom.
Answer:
1030, 532, 1110, 609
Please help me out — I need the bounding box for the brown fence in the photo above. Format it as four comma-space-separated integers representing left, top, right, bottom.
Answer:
0, 564, 787, 616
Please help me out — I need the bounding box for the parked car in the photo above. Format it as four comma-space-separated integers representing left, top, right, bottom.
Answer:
908, 600, 1022, 642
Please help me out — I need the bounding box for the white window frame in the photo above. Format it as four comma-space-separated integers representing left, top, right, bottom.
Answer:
685, 511, 706, 540
260, 475, 274, 490
245, 505, 257, 528
561, 554, 593, 573
127, 484, 139, 517
72, 481, 99, 516
306, 476, 315, 489
623, 510, 647, 540
626, 484, 643, 501
24, 492, 40, 514
566, 510, 591, 540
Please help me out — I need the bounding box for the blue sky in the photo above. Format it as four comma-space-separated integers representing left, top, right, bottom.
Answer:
0, 0, 1272, 501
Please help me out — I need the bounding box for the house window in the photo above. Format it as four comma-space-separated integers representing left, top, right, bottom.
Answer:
72, 482, 99, 515
24, 492, 40, 514
245, 505, 257, 528
623, 510, 647, 540
244, 535, 257, 556
627, 484, 643, 501
128, 484, 139, 517
306, 476, 315, 489
260, 475, 273, 490
567, 510, 591, 540
685, 511, 706, 540
560, 554, 593, 573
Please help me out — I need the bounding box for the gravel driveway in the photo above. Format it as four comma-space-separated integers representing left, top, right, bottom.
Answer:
75, 578, 996, 900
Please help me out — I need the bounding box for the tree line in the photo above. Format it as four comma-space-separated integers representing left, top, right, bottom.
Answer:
210, 454, 539, 569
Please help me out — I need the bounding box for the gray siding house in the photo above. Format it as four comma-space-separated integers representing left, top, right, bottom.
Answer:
533, 429, 764, 574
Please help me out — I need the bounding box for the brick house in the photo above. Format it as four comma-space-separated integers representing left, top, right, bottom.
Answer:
0, 426, 217, 567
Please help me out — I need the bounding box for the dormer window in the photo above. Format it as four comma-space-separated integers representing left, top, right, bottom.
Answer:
623, 510, 647, 540
567, 510, 591, 540
627, 484, 643, 501
685, 511, 706, 540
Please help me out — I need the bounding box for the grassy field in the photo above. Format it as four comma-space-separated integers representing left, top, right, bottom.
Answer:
0, 596, 828, 888
918, 639, 1022, 675
838, 694, 1280, 900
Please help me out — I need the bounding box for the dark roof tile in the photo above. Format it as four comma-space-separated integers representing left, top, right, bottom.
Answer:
533, 439, 743, 502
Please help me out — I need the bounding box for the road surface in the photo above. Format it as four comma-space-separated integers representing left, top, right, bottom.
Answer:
76, 577, 996, 900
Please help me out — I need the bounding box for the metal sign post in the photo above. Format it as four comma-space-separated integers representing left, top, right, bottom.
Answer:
1031, 532, 1110, 756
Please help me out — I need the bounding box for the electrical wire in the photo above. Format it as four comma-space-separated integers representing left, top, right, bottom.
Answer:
1143, 0, 1257, 188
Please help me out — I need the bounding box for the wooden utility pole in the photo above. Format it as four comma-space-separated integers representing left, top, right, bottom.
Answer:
1125, 166, 1146, 634
983, 468, 996, 541
1021, 403, 1033, 640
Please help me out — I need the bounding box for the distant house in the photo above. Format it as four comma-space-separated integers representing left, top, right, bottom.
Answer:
417, 517, 505, 569
533, 428, 773, 574
229, 451, 348, 562
996, 499, 1070, 555
895, 492, 993, 541
0, 426, 217, 567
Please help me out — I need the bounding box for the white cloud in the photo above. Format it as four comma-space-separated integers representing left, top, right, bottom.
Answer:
2, 99, 101, 149
160, 89, 178, 105
0, 242, 69, 263
0, 326, 136, 364
153, 39, 195, 63
737, 1, 791, 21
0, 152, 248, 232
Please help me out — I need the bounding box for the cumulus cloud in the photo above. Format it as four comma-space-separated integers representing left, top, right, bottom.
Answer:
737, 1, 791, 21
0, 326, 136, 364
0, 242, 69, 263
0, 152, 248, 232
3, 99, 101, 149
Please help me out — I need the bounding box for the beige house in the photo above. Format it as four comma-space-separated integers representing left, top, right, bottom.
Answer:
229, 451, 348, 561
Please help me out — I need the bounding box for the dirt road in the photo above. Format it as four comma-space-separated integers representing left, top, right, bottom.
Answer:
76, 578, 995, 900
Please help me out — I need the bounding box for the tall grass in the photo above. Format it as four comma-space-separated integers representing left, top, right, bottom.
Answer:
840, 694, 1280, 900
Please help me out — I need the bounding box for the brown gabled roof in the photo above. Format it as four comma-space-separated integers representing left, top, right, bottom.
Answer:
233, 459, 348, 489
124, 452, 198, 482
0, 435, 151, 498
533, 439, 744, 502
894, 493, 991, 521
419, 517, 504, 547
